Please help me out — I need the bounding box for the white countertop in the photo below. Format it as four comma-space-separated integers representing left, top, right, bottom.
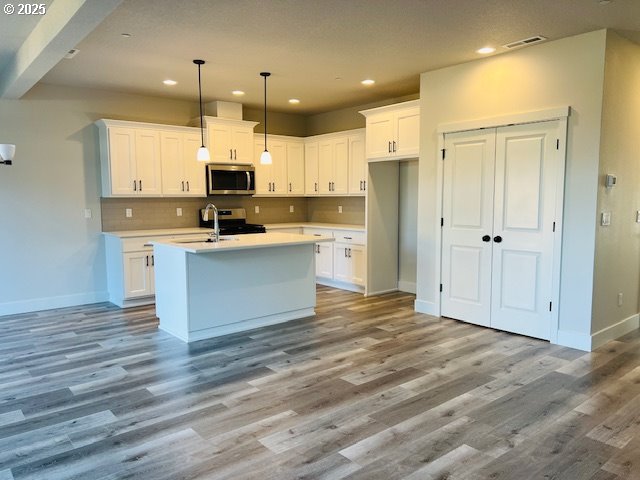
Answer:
103, 227, 213, 238
265, 222, 365, 231
152, 231, 334, 254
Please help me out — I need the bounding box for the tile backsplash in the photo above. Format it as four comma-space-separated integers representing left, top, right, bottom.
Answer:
101, 195, 365, 231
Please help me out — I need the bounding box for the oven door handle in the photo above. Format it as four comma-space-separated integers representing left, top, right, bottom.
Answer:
246, 171, 251, 192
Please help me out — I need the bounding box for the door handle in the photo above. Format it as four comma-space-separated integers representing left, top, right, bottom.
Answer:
493, 235, 503, 243
482, 235, 491, 242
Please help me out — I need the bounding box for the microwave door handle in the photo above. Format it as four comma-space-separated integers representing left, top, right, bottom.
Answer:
246, 171, 251, 192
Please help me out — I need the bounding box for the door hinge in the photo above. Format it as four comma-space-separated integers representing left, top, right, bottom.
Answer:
556, 139, 560, 150
441, 148, 446, 160
440, 284, 443, 292
549, 301, 552, 312
441, 217, 444, 227
553, 221, 556, 232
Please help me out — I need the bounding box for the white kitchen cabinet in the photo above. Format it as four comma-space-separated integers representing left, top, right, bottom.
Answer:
334, 243, 365, 286
304, 142, 319, 195
318, 135, 348, 195
123, 251, 155, 298
255, 135, 304, 196
160, 130, 206, 197
360, 100, 420, 161
205, 117, 258, 163
104, 230, 210, 308
347, 131, 367, 195
98, 121, 163, 197
315, 242, 334, 279
287, 141, 305, 195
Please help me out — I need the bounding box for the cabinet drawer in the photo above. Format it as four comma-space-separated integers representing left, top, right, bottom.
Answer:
121, 237, 157, 252
303, 227, 333, 238
333, 230, 365, 245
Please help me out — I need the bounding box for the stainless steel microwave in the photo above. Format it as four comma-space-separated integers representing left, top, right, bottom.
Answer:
206, 163, 255, 195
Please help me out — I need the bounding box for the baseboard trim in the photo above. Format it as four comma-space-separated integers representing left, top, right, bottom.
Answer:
397, 281, 416, 294
415, 299, 438, 316
0, 291, 110, 317
591, 313, 640, 350
365, 288, 399, 297
556, 313, 640, 352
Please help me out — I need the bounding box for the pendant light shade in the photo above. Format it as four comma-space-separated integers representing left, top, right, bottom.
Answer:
194, 59, 210, 162
0, 144, 15, 165
260, 72, 272, 165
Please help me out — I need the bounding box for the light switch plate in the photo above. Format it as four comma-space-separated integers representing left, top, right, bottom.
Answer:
125, 208, 133, 218
83, 208, 92, 219
601, 212, 611, 226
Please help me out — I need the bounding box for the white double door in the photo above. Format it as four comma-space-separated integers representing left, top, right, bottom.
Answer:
441, 121, 563, 340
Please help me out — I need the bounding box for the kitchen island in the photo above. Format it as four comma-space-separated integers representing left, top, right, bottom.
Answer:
151, 232, 334, 342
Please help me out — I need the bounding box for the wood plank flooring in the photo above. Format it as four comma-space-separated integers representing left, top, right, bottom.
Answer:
1, 286, 640, 479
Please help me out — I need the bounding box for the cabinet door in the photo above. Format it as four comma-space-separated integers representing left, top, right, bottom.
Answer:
183, 133, 207, 196
394, 108, 420, 158
160, 131, 185, 196
123, 252, 153, 298
231, 126, 254, 163
304, 142, 319, 195
270, 142, 288, 195
135, 130, 162, 196
208, 123, 233, 163
349, 244, 366, 286
316, 243, 334, 279
332, 136, 349, 195
287, 142, 305, 195
318, 141, 333, 194
365, 114, 394, 159
253, 139, 271, 194
333, 243, 351, 282
108, 127, 137, 195
348, 133, 366, 194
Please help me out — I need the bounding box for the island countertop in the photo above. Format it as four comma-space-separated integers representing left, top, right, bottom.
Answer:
151, 231, 334, 254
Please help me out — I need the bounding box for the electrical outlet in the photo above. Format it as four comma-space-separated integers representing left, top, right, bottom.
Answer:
338, 205, 343, 214
176, 208, 183, 217
289, 205, 294, 213
255, 205, 260, 214
125, 208, 133, 218
618, 293, 623, 307
83, 208, 92, 219
601, 212, 611, 226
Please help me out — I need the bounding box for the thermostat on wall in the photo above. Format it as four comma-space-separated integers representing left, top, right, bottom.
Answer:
605, 174, 617, 188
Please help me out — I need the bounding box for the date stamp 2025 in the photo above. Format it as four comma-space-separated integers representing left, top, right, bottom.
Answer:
3, 3, 47, 15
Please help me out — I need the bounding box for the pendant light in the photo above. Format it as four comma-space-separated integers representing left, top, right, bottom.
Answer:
0, 144, 15, 165
194, 59, 210, 162
260, 71, 272, 165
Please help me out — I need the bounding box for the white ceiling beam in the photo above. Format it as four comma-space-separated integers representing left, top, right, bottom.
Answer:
0, 0, 123, 99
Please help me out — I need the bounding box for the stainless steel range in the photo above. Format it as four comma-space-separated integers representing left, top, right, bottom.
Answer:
198, 207, 266, 235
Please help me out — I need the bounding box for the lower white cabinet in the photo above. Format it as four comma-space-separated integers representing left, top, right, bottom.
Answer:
333, 243, 365, 286
314, 241, 334, 279
105, 231, 208, 307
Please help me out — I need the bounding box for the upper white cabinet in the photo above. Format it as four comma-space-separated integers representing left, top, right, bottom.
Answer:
204, 117, 258, 163
254, 135, 304, 196
318, 134, 349, 195
360, 100, 420, 161
160, 130, 206, 197
97, 119, 206, 198
98, 120, 164, 197
304, 142, 320, 196
347, 132, 366, 195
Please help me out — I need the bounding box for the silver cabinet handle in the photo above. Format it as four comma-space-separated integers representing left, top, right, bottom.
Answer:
230, 149, 233, 159
388, 141, 392, 153
246, 171, 251, 192
393, 141, 396, 152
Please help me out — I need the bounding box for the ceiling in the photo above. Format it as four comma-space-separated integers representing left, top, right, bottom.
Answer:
1, 0, 640, 114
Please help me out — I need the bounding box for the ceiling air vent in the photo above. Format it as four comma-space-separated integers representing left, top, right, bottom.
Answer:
503, 36, 547, 49
64, 49, 80, 59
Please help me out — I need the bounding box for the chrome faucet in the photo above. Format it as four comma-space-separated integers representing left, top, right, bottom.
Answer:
203, 203, 219, 242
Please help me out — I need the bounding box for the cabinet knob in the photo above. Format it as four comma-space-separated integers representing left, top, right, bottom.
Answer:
482, 235, 491, 242
493, 235, 503, 243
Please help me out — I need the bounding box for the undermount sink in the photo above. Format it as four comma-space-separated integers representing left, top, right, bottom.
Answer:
175, 236, 239, 244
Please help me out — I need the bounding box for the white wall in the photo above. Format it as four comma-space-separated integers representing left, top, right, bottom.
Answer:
0, 84, 197, 315
416, 30, 607, 343
398, 160, 418, 293
591, 32, 640, 342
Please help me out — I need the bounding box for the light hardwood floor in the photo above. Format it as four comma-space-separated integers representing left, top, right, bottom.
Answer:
1, 286, 639, 479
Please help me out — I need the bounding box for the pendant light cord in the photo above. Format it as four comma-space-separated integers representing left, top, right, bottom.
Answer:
260, 72, 271, 152
198, 63, 205, 148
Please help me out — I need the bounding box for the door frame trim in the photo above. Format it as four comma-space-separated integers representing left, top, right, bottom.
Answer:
434, 106, 570, 343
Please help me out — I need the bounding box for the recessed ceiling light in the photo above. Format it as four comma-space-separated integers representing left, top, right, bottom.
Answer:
288, 98, 300, 104
232, 90, 245, 96
163, 79, 177, 86
477, 47, 496, 54
361, 79, 375, 86
121, 33, 131, 38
